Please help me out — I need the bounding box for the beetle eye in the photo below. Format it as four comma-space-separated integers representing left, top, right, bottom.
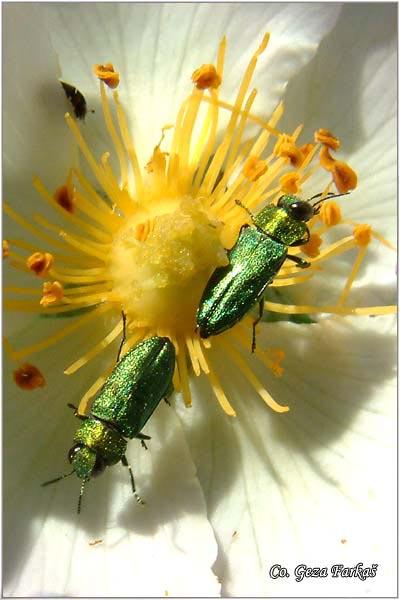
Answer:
289, 200, 314, 222
67, 443, 84, 464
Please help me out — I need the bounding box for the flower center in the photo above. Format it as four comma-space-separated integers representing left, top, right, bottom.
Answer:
109, 196, 227, 335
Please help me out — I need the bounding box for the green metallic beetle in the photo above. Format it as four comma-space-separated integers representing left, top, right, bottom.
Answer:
42, 331, 175, 513
197, 192, 345, 351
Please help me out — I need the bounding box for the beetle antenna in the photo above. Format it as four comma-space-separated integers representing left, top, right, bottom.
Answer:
116, 311, 127, 362
41, 469, 75, 487
77, 478, 88, 514
312, 191, 350, 210
235, 199, 255, 222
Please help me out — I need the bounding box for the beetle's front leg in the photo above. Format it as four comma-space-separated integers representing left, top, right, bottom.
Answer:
135, 432, 151, 450
121, 455, 145, 504
286, 254, 311, 269
252, 297, 264, 353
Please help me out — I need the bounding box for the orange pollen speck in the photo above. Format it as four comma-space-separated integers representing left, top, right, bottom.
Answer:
13, 363, 45, 390
332, 161, 358, 193
93, 63, 120, 89
319, 201, 342, 227
3, 240, 10, 258
280, 171, 301, 194
314, 128, 341, 151
243, 156, 268, 181
191, 64, 221, 90
26, 252, 54, 277
301, 233, 323, 258
40, 281, 64, 306
54, 184, 75, 213
353, 224, 372, 247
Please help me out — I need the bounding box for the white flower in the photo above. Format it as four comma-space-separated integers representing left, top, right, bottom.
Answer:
3, 3, 396, 597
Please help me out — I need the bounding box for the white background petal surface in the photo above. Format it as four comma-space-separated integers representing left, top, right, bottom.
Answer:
3, 3, 396, 598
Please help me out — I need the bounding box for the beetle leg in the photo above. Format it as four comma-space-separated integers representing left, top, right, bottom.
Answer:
286, 254, 310, 269
252, 297, 264, 353
135, 433, 151, 450
121, 455, 145, 504
67, 403, 88, 420
289, 226, 310, 246
116, 311, 127, 363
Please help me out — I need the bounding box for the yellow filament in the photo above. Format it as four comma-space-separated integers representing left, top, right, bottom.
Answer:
219, 338, 289, 413
167, 97, 189, 184
264, 300, 397, 316
201, 33, 270, 194
178, 89, 203, 178
270, 273, 314, 287
65, 113, 126, 211
58, 229, 108, 262
100, 152, 134, 215
8, 304, 110, 360
61, 291, 110, 305
177, 339, 192, 407
337, 245, 369, 306
99, 81, 129, 188
200, 95, 281, 137
113, 91, 143, 195
64, 319, 123, 374
32, 176, 111, 244
50, 268, 110, 284
185, 336, 201, 376
193, 337, 210, 374
206, 360, 236, 416
78, 367, 113, 415
63, 282, 111, 296
73, 168, 120, 220
4, 202, 73, 252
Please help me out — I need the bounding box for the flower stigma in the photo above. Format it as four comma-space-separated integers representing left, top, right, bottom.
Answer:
4, 33, 396, 419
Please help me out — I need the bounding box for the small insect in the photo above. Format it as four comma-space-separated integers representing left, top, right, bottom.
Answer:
42, 315, 175, 513
60, 81, 92, 120
196, 192, 348, 351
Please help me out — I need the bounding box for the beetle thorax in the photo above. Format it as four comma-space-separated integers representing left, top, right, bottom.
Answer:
109, 196, 228, 335
254, 205, 307, 245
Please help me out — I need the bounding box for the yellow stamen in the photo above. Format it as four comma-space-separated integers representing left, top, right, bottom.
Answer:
93, 63, 120, 89
206, 360, 236, 416
26, 252, 54, 277
40, 281, 64, 306
220, 338, 289, 413
3, 240, 10, 258
177, 339, 192, 407
274, 135, 303, 167
264, 300, 396, 316
280, 171, 301, 194
319, 201, 342, 227
192, 64, 221, 90
243, 156, 268, 181
314, 128, 340, 151
353, 224, 372, 247
337, 245, 369, 306
301, 233, 322, 258
332, 161, 358, 193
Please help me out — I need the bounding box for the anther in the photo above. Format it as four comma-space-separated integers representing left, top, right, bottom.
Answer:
14, 363, 45, 390
40, 281, 64, 306
93, 63, 120, 89
319, 201, 342, 227
243, 156, 268, 181
3, 240, 10, 259
27, 252, 54, 277
280, 172, 301, 194
314, 128, 340, 151
353, 224, 372, 247
191, 64, 221, 90
301, 233, 323, 258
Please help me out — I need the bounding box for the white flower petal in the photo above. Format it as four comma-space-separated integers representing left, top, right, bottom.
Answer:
4, 333, 219, 597
39, 3, 340, 162
177, 316, 396, 595
283, 4, 396, 239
